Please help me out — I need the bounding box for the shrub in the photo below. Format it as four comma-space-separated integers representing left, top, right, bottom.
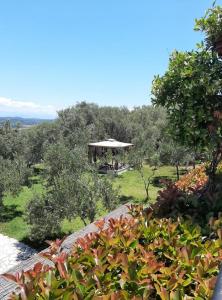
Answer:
154, 163, 222, 226
175, 165, 208, 193
153, 165, 222, 229
26, 194, 63, 242
7, 205, 222, 299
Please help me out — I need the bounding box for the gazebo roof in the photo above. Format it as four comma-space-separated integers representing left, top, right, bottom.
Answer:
88, 139, 133, 149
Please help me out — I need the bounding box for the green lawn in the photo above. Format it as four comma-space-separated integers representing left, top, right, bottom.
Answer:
114, 164, 179, 203
0, 165, 179, 244
0, 183, 43, 241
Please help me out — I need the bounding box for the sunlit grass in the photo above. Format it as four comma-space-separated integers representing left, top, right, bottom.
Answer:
0, 183, 43, 240
113, 164, 179, 203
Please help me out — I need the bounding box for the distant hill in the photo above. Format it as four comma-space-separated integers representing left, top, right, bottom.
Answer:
0, 117, 53, 128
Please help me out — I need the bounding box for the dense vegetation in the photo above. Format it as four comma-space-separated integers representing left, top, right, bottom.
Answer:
0, 103, 190, 242
7, 204, 222, 299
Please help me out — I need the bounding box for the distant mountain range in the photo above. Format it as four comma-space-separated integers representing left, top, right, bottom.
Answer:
0, 117, 53, 127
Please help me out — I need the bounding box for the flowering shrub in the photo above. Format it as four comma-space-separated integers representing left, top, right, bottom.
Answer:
6, 205, 222, 299
175, 165, 208, 193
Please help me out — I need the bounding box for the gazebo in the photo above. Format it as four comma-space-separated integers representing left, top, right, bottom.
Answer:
88, 138, 133, 174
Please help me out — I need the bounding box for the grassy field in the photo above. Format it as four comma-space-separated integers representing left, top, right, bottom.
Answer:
0, 164, 180, 244
0, 183, 43, 241
113, 165, 179, 203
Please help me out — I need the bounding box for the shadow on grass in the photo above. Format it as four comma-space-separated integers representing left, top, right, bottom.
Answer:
20, 237, 51, 251
119, 195, 134, 204
171, 168, 188, 178
152, 168, 189, 188
21, 226, 76, 251
151, 176, 174, 188
14, 241, 37, 262
178, 168, 188, 176
0, 204, 23, 222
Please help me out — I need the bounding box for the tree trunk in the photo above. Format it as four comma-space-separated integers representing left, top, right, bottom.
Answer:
89, 202, 96, 224
89, 213, 95, 224
81, 217, 87, 226
145, 186, 149, 202
176, 163, 180, 181
206, 146, 222, 194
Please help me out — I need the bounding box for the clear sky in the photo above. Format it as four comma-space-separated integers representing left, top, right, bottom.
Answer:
0, 0, 220, 118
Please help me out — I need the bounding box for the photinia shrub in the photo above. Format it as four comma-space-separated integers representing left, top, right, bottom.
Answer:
6, 205, 222, 299
154, 163, 222, 220
175, 165, 208, 193
153, 164, 222, 224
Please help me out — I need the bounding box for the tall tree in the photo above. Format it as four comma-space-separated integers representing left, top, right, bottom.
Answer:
0, 156, 29, 201
25, 121, 59, 165
0, 121, 30, 211
152, 49, 222, 186
0, 121, 26, 160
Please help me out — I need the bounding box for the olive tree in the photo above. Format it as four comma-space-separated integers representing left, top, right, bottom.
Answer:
0, 121, 30, 214
26, 141, 119, 241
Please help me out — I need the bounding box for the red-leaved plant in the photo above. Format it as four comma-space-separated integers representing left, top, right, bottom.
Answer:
5, 205, 222, 299
175, 165, 208, 193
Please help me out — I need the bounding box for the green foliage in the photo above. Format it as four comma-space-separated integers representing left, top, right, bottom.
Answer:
195, 5, 222, 49
0, 121, 31, 208
130, 106, 167, 159
152, 3, 222, 186
0, 121, 26, 160
98, 176, 120, 211
26, 193, 62, 242
8, 205, 222, 299
57, 103, 170, 160
152, 49, 222, 151
26, 142, 120, 241
0, 156, 28, 197
25, 121, 59, 165
0, 164, 177, 242
43, 142, 87, 184
152, 48, 222, 187
24, 102, 181, 174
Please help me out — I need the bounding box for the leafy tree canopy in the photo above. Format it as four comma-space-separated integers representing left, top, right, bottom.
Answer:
195, 4, 222, 49
152, 49, 222, 154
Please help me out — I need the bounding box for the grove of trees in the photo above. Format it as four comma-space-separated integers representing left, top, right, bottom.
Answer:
0, 103, 192, 241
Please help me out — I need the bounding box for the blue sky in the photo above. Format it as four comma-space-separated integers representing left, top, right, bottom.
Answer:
0, 0, 220, 118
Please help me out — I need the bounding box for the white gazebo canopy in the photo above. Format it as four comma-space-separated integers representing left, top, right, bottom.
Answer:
88, 138, 133, 148
88, 139, 133, 173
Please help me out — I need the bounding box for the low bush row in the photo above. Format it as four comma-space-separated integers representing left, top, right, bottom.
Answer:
7, 205, 222, 299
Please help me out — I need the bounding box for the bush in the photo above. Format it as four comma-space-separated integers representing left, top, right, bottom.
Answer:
26, 194, 63, 242
7, 205, 222, 299
153, 164, 222, 227
175, 165, 208, 193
